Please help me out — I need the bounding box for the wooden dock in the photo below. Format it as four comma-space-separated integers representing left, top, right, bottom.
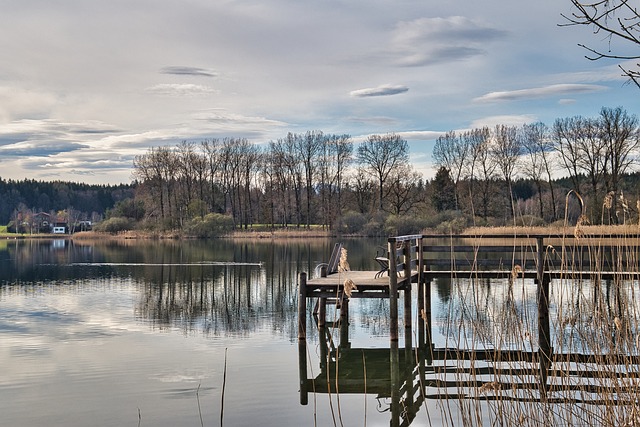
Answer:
297, 233, 640, 426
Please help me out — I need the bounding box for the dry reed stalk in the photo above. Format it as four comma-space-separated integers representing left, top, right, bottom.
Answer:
362, 350, 367, 427
220, 348, 227, 427
196, 383, 204, 427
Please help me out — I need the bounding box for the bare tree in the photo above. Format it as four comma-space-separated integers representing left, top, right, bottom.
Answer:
317, 134, 353, 229
133, 146, 177, 226
201, 139, 221, 213
386, 164, 423, 215
356, 133, 409, 212
350, 167, 376, 214
521, 122, 558, 220
492, 125, 522, 220
271, 136, 303, 226
295, 131, 323, 228
561, 0, 640, 88
330, 134, 353, 221
461, 127, 492, 217
553, 115, 607, 222
600, 106, 640, 222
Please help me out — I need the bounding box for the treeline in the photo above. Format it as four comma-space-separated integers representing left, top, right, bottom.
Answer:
0, 178, 134, 225
433, 106, 640, 225
129, 106, 640, 235
131, 132, 428, 234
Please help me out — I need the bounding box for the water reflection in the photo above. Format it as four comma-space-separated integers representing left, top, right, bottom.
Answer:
298, 317, 428, 427
0, 237, 387, 339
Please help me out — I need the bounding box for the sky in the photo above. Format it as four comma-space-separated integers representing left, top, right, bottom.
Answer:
0, 0, 639, 185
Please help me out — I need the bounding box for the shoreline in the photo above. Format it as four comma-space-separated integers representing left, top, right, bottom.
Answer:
3, 223, 640, 241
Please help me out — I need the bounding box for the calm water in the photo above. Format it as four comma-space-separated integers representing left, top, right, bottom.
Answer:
0, 237, 447, 427
4, 237, 632, 426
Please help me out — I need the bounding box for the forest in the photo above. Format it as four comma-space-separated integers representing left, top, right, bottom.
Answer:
2, 106, 639, 236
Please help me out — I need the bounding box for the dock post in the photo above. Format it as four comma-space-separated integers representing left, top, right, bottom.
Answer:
298, 272, 307, 340
417, 236, 425, 352
536, 237, 551, 396
403, 240, 413, 356
389, 239, 399, 342
340, 296, 350, 348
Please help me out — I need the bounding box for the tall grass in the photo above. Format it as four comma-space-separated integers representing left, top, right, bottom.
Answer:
429, 209, 640, 426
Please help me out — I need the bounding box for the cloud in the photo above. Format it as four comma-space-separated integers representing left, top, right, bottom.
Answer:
469, 115, 538, 129
160, 66, 217, 77
390, 16, 507, 67
19, 152, 135, 173
558, 98, 577, 105
0, 140, 89, 157
350, 85, 409, 97
397, 46, 485, 67
346, 116, 400, 126
146, 84, 218, 96
473, 84, 607, 102
0, 119, 121, 153
398, 130, 446, 141
68, 169, 95, 176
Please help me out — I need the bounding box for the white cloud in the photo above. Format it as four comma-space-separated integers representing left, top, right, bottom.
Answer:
350, 85, 409, 97
469, 115, 539, 129
398, 130, 446, 140
146, 84, 218, 97
473, 84, 607, 102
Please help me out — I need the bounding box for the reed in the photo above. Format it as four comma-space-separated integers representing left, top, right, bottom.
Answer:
432, 217, 640, 426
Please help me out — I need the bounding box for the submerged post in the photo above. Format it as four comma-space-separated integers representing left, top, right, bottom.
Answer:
390, 339, 400, 427
298, 272, 307, 340
298, 340, 308, 405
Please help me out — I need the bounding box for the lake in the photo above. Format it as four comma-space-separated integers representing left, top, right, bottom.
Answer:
0, 237, 438, 426
2, 236, 638, 426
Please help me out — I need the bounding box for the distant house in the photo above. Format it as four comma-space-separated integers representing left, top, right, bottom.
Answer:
34, 212, 51, 233
52, 223, 67, 234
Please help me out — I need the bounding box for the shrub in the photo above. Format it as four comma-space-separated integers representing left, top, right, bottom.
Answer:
336, 211, 367, 234
94, 217, 133, 233
434, 216, 469, 234
384, 215, 428, 236
184, 213, 234, 238
421, 210, 471, 234
107, 198, 145, 221
362, 220, 385, 237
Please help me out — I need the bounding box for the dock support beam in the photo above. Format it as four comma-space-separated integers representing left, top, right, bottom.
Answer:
298, 272, 307, 340
388, 240, 399, 342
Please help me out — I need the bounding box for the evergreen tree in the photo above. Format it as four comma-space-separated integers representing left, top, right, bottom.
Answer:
431, 167, 457, 212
